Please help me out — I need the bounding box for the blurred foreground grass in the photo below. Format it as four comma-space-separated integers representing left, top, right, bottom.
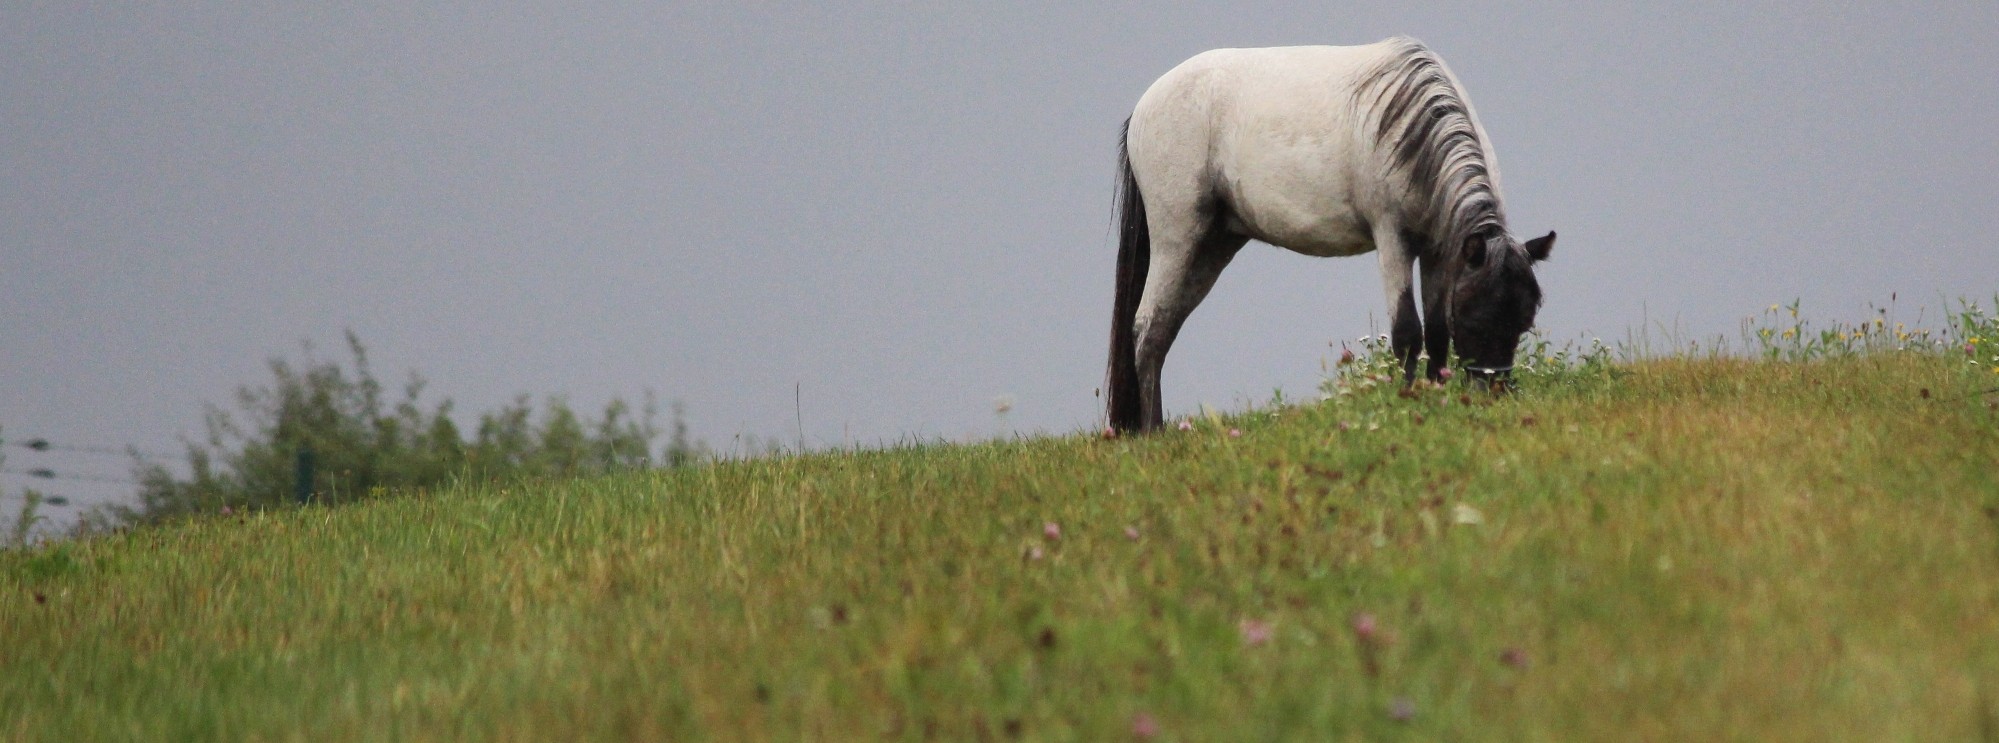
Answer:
5, 353, 1998, 741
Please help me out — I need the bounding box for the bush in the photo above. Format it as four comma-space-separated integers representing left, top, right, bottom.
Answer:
111, 333, 697, 524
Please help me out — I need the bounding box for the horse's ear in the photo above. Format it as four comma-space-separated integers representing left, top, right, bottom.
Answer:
1463, 233, 1488, 268
1524, 231, 1556, 262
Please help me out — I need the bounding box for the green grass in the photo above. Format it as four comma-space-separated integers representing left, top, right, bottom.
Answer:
6, 352, 1999, 741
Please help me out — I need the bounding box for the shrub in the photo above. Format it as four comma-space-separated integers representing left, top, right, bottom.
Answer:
109, 333, 696, 525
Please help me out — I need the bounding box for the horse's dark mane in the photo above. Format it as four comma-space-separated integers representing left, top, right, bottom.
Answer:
1354, 37, 1504, 261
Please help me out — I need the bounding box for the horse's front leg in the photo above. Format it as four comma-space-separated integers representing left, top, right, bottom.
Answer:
1374, 227, 1423, 384
1418, 252, 1451, 382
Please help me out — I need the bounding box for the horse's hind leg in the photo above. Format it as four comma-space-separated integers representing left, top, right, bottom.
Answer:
1133, 225, 1248, 430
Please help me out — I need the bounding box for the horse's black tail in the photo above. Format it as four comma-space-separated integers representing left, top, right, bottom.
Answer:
1106, 118, 1149, 434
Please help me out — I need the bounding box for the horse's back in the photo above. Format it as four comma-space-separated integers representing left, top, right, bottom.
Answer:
1128, 41, 1415, 256
1130, 43, 1397, 152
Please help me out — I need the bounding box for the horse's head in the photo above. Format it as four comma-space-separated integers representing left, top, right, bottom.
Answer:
1450, 230, 1555, 390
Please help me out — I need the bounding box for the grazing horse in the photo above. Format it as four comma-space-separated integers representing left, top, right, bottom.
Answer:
1105, 37, 1556, 433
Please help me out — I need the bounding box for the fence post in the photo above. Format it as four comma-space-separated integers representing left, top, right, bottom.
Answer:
294, 447, 315, 505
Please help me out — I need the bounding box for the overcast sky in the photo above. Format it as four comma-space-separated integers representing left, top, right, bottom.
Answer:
6, 3, 1997, 521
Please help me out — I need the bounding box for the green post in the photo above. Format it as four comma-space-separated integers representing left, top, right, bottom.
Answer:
294, 447, 316, 504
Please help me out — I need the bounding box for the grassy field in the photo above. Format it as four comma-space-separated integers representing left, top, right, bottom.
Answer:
6, 348, 1999, 740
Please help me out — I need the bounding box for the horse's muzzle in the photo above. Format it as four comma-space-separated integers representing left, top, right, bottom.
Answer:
1464, 366, 1514, 393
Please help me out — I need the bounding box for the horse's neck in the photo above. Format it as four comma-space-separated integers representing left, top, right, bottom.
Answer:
1348, 40, 1505, 248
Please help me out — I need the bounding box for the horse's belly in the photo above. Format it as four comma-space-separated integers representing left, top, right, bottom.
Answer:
1215, 124, 1380, 257
1224, 186, 1376, 257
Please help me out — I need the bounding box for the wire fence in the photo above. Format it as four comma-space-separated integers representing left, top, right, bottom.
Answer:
4, 437, 174, 461
2, 435, 172, 511
1, 467, 139, 486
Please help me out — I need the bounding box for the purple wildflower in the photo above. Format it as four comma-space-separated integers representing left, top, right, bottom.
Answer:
1239, 619, 1273, 646
1387, 697, 1416, 722
1132, 712, 1160, 738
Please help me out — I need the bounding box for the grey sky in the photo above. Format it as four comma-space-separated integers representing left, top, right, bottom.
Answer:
6, 4, 1997, 520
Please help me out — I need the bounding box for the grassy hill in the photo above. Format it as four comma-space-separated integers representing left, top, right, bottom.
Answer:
5, 351, 1999, 740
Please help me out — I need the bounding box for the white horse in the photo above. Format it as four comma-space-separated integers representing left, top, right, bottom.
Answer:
1106, 37, 1556, 433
